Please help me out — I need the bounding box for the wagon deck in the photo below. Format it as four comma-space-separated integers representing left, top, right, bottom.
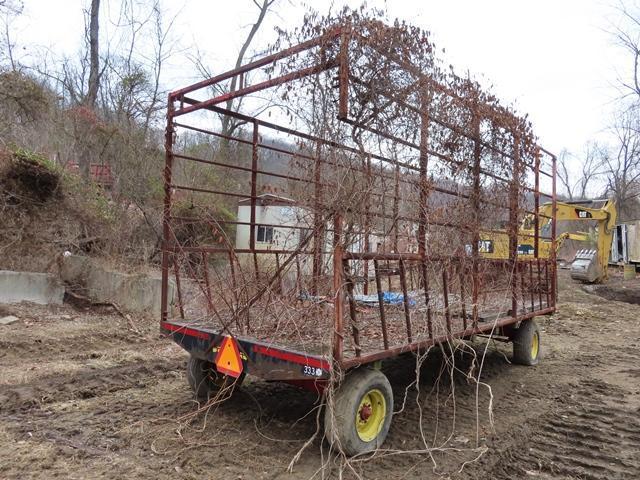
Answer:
161, 254, 554, 381
163, 295, 550, 361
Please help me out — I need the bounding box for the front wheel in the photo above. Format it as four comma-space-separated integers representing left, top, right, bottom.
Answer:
512, 319, 541, 366
187, 355, 244, 400
324, 368, 393, 456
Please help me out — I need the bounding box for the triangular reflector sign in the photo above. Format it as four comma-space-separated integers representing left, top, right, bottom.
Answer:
215, 336, 244, 378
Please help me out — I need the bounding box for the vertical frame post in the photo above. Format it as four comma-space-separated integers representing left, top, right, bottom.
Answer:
392, 163, 400, 252
332, 213, 345, 363
172, 256, 184, 319
250, 120, 259, 282
249, 119, 259, 251
312, 141, 323, 295
160, 95, 175, 324
534, 148, 541, 258
471, 101, 482, 328
509, 133, 521, 318
459, 263, 467, 330
417, 88, 433, 337
442, 268, 451, 334
338, 30, 350, 121
363, 154, 372, 295
551, 153, 557, 307
398, 259, 413, 343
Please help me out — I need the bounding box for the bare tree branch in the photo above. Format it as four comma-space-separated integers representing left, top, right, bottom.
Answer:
221, 0, 278, 138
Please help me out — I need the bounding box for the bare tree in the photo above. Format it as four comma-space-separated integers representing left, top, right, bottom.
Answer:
557, 143, 604, 201
612, 1, 640, 104
603, 2, 640, 218
94, 0, 177, 129
98, 0, 178, 207
142, 2, 176, 136
192, 0, 278, 143
222, 0, 277, 137
603, 109, 640, 219
0, 0, 23, 71
557, 149, 576, 201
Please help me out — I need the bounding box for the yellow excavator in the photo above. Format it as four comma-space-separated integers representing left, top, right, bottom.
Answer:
479, 199, 617, 283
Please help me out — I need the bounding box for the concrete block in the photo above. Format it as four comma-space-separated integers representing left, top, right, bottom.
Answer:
0, 271, 65, 305
60, 255, 175, 316
0, 315, 19, 325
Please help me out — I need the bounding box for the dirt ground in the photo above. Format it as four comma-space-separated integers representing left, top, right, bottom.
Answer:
1, 270, 639, 479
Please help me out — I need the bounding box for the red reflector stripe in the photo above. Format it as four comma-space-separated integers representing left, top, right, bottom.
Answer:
161, 321, 209, 340
253, 345, 329, 370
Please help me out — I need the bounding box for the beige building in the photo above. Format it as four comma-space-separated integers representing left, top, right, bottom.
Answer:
235, 194, 310, 251
235, 194, 391, 292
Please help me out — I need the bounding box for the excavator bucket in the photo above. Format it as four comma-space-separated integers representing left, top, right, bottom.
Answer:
570, 249, 602, 283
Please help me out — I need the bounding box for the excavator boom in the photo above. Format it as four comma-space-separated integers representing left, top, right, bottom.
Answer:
479, 199, 617, 283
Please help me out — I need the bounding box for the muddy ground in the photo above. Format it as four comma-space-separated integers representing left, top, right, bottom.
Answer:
1, 270, 639, 479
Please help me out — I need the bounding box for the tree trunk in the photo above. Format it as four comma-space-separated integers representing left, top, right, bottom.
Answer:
81, 0, 100, 180
86, 0, 100, 108
219, 0, 275, 163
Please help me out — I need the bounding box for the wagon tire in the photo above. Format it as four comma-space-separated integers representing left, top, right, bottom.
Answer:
324, 368, 393, 456
512, 319, 541, 366
187, 355, 244, 400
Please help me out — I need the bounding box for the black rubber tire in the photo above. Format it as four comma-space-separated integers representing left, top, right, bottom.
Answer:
187, 355, 244, 400
512, 319, 541, 366
324, 368, 393, 456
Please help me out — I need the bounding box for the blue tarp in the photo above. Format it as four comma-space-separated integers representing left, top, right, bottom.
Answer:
299, 291, 416, 307
352, 292, 416, 307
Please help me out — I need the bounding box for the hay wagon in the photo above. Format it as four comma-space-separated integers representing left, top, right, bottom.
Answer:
159, 20, 557, 456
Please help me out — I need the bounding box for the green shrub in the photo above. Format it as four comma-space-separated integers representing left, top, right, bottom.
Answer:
5, 147, 61, 201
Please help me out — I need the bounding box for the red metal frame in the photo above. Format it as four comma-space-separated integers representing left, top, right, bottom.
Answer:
160, 25, 557, 375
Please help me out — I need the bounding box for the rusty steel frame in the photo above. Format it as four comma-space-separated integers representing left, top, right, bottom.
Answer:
160, 26, 558, 371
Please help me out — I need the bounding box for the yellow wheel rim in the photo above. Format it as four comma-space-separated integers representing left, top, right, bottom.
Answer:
531, 332, 539, 359
355, 389, 386, 442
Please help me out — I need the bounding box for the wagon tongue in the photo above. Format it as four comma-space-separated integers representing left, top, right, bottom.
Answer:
214, 336, 244, 378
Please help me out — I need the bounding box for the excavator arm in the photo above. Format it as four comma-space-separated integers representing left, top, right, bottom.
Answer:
559, 200, 617, 282
479, 199, 617, 283
534, 199, 617, 282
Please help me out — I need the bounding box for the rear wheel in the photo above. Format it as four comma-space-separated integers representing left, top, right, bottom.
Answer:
324, 368, 393, 456
512, 319, 541, 366
187, 355, 244, 400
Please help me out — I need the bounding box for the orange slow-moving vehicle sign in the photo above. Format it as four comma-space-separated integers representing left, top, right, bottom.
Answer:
214, 336, 244, 378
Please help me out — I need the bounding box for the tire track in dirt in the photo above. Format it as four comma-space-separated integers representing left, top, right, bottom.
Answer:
481, 379, 640, 480
0, 331, 142, 365
1, 339, 185, 387
0, 376, 200, 480
0, 357, 182, 413
0, 319, 152, 362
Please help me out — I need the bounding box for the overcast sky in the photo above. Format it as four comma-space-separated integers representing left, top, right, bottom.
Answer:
14, 0, 631, 157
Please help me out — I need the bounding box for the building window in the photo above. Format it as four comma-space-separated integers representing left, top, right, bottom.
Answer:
256, 225, 274, 243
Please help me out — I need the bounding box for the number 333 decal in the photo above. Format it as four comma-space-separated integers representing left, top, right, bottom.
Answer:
302, 365, 323, 377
